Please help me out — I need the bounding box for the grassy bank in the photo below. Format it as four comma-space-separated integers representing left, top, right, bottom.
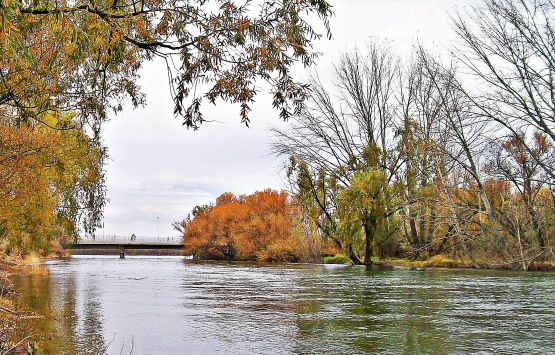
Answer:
324, 254, 555, 271
373, 255, 474, 269
376, 255, 555, 271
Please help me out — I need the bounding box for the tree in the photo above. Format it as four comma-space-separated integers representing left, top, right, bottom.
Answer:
418, 48, 512, 261
273, 43, 402, 264
453, 0, 555, 181
2, 0, 333, 129
285, 158, 343, 253
395, 50, 448, 252
269, 3, 555, 269
0, 0, 333, 252
337, 168, 387, 266
0, 113, 105, 255
485, 132, 553, 251
178, 190, 311, 262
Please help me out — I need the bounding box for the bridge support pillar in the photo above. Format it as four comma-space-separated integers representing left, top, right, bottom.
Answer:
119, 246, 125, 259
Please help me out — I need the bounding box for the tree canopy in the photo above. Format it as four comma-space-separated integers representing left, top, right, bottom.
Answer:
273, 22, 555, 270
1, 0, 333, 129
0, 114, 105, 255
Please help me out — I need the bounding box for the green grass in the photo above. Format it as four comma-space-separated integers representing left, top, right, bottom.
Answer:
375, 255, 472, 269
323, 255, 352, 265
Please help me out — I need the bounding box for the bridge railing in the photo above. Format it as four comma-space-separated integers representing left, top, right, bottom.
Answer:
77, 235, 182, 243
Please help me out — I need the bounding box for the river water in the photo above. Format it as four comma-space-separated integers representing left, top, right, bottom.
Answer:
12, 256, 555, 354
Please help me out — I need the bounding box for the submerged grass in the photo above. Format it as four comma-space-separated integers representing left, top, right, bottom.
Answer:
323, 254, 471, 268
374, 255, 475, 269
323, 253, 555, 271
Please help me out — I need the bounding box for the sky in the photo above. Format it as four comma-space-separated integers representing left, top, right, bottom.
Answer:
100, 0, 474, 238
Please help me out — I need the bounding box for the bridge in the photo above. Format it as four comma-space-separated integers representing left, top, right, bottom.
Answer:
65, 236, 183, 258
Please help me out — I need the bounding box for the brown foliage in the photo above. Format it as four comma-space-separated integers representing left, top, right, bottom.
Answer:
179, 190, 309, 262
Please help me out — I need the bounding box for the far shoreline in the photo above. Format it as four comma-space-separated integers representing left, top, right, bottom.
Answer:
9, 252, 554, 273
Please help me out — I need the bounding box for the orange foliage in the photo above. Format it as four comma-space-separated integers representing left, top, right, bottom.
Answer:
483, 178, 512, 209
181, 190, 303, 262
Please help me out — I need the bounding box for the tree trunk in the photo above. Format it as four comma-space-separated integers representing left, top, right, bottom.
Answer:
408, 207, 419, 246
523, 196, 545, 250
479, 190, 509, 260
347, 244, 363, 265
427, 205, 437, 245
363, 212, 377, 266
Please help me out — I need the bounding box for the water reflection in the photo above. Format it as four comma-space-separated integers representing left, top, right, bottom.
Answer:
13, 268, 108, 354
11, 258, 555, 354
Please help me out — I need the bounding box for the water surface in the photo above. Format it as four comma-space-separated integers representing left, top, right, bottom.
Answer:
13, 257, 555, 354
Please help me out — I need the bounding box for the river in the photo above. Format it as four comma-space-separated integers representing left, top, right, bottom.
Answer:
11, 256, 555, 354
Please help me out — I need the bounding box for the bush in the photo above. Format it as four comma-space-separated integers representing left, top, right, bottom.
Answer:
258, 239, 301, 263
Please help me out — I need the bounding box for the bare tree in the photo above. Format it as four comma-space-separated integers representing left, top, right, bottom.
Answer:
453, 0, 555, 181
396, 51, 448, 250
418, 48, 512, 261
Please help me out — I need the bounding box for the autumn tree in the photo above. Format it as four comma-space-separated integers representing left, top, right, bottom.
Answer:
0, 0, 333, 253
0, 114, 105, 255
485, 132, 553, 256
177, 190, 316, 262
453, 0, 555, 181
2, 0, 333, 129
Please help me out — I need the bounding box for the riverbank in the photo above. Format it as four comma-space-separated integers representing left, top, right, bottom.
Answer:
0, 256, 44, 354
376, 255, 555, 271
325, 254, 555, 271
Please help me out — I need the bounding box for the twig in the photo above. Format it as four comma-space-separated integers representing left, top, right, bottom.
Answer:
0, 305, 17, 316
4, 333, 37, 355
19, 314, 44, 319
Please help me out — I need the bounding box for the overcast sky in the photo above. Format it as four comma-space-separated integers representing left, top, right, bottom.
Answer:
100, 0, 475, 238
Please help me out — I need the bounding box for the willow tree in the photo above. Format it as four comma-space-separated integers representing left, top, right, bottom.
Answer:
273, 43, 404, 264
0, 114, 105, 255
1, 0, 333, 129
336, 157, 388, 266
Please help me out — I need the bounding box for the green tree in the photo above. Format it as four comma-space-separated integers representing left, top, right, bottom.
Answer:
336, 144, 391, 266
